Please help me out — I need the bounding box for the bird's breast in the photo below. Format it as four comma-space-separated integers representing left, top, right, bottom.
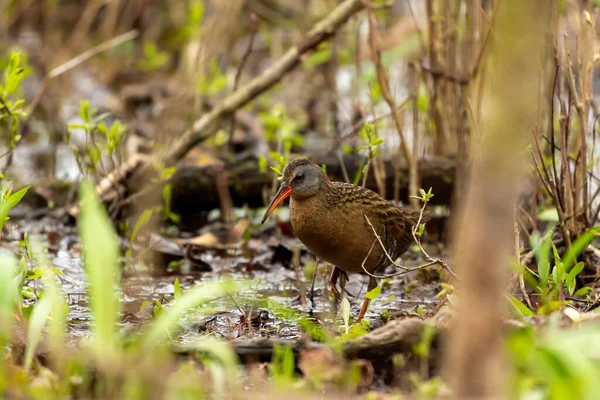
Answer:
289, 197, 384, 273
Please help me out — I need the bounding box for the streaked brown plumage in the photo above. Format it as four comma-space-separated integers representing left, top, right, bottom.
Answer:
261, 158, 427, 320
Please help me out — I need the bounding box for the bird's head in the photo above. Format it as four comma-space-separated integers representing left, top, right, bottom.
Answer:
260, 158, 328, 224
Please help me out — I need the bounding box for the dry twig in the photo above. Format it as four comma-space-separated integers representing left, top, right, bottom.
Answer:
361, 0, 415, 204
359, 199, 457, 280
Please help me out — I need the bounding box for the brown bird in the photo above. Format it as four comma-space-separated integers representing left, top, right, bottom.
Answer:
261, 158, 427, 321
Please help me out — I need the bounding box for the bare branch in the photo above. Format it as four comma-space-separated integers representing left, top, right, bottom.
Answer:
360, 201, 457, 281
135, 0, 365, 177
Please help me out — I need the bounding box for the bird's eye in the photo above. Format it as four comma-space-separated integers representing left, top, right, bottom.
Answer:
295, 172, 304, 181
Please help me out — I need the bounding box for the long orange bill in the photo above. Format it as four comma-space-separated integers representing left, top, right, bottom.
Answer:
261, 184, 292, 224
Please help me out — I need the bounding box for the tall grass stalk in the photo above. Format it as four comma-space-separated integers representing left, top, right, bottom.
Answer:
77, 179, 121, 360
0, 252, 17, 392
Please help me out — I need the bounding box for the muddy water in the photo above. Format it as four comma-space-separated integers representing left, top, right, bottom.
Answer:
1, 214, 443, 344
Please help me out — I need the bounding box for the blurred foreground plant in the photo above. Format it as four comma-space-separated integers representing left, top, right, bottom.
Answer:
0, 181, 29, 233
0, 179, 249, 398
509, 225, 598, 316
507, 320, 600, 399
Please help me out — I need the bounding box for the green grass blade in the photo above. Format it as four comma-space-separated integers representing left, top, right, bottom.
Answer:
506, 293, 534, 317
31, 239, 69, 356
78, 179, 121, 357
0, 252, 17, 393
562, 227, 600, 270
142, 279, 249, 346
0, 185, 30, 231
130, 209, 153, 243
24, 294, 52, 371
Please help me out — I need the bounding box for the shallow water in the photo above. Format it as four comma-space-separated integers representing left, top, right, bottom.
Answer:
1, 214, 444, 344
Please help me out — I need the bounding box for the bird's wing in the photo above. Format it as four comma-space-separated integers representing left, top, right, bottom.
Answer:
328, 182, 429, 258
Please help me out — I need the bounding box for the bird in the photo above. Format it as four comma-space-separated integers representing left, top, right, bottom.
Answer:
261, 158, 428, 321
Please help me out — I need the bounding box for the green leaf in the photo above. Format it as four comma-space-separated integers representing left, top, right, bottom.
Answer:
8, 52, 20, 69
562, 228, 599, 270
340, 297, 351, 335
163, 184, 173, 219
538, 208, 559, 222
174, 278, 181, 301
573, 287, 593, 297
424, 187, 435, 200
0, 252, 18, 340
142, 279, 248, 346
365, 285, 381, 300
168, 211, 180, 224
534, 226, 554, 289
552, 243, 565, 284
507, 294, 534, 317
270, 343, 296, 384
26, 269, 41, 280
341, 323, 369, 339
97, 122, 108, 138
161, 166, 176, 181
24, 294, 52, 371
565, 262, 585, 295
417, 84, 429, 111
413, 325, 436, 358
360, 318, 371, 330
0, 185, 29, 232
130, 209, 153, 243
139, 301, 151, 312
79, 100, 90, 123
92, 112, 112, 124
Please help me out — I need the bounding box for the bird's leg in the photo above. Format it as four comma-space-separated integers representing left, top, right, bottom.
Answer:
309, 258, 319, 310
339, 270, 356, 297
339, 270, 347, 300
329, 267, 355, 301
356, 276, 378, 322
328, 266, 342, 300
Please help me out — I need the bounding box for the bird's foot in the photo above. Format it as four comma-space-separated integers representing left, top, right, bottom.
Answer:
330, 282, 356, 300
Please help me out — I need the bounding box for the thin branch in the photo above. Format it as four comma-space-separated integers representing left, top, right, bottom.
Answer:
29, 30, 140, 116
50, 30, 140, 79
359, 228, 438, 279
360, 203, 458, 281
411, 200, 459, 280
135, 0, 365, 177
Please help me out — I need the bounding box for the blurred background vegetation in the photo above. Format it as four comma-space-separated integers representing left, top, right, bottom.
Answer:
2, 0, 600, 398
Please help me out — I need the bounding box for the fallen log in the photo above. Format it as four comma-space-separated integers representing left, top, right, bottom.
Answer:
46, 152, 454, 226
343, 306, 451, 360
170, 153, 456, 217
171, 307, 452, 365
